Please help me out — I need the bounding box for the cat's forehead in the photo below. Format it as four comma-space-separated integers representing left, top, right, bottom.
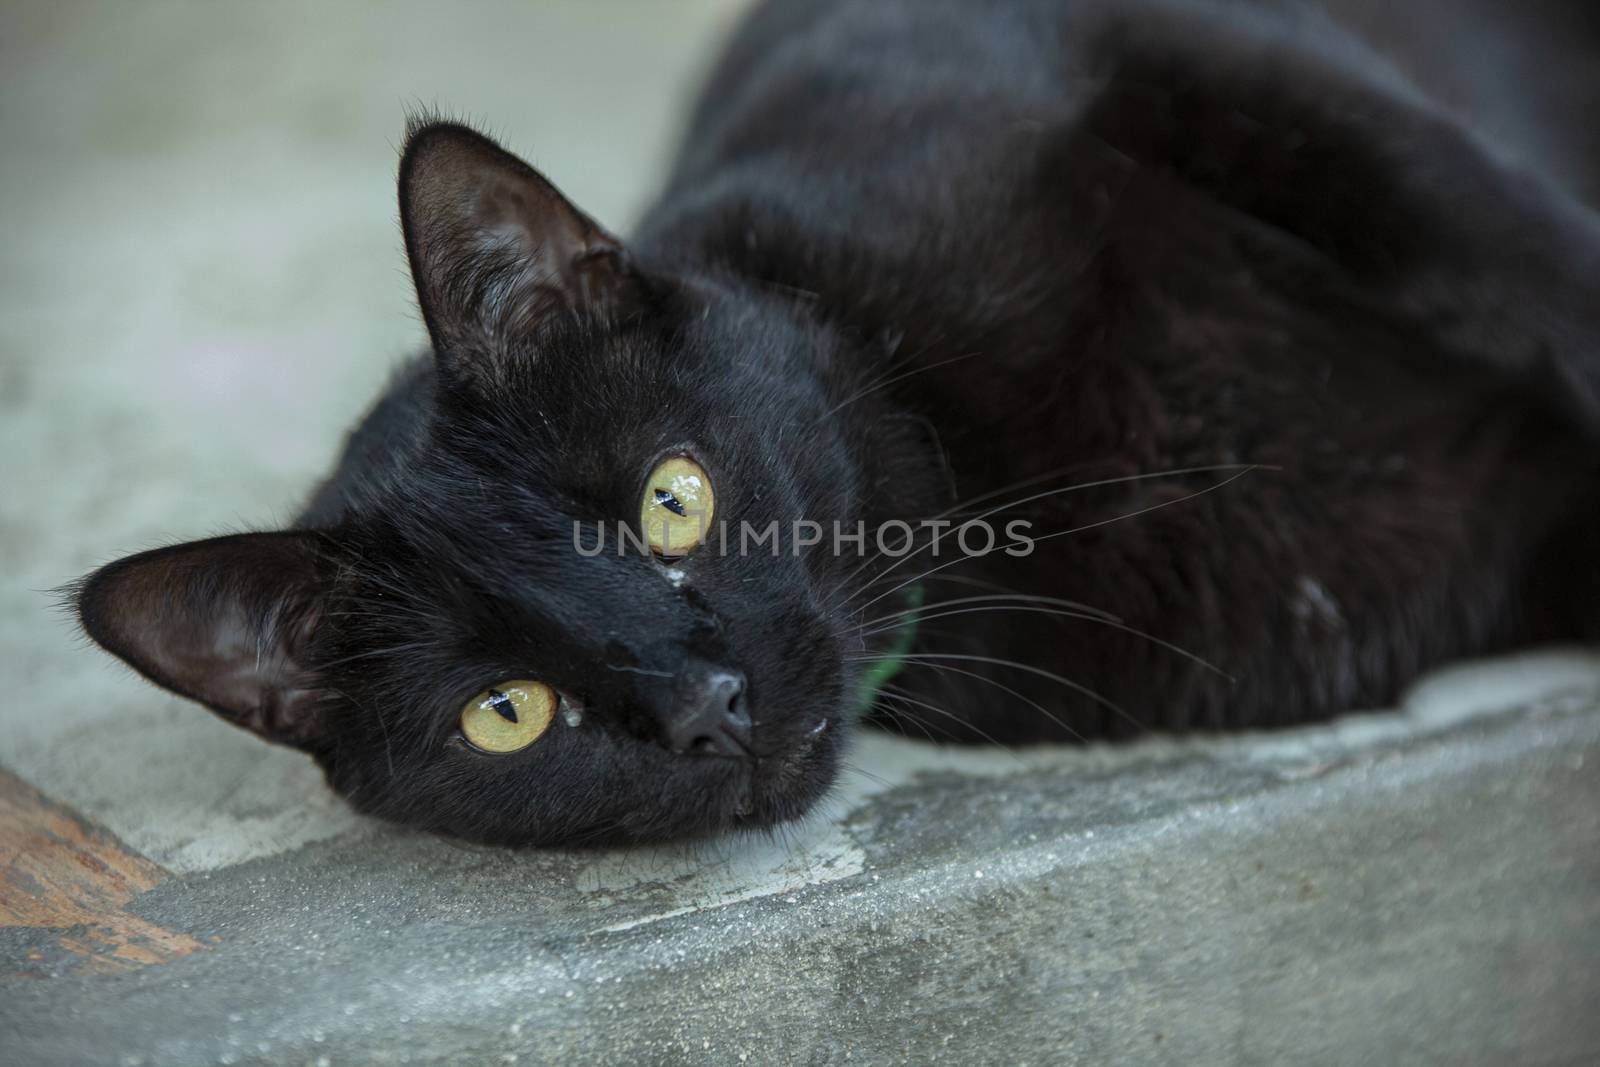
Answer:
424, 302, 833, 487
325, 287, 857, 633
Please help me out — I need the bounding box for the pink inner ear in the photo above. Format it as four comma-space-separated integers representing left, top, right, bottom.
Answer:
399, 122, 633, 368
471, 176, 576, 283
77, 533, 330, 747
171, 599, 323, 743
478, 186, 539, 250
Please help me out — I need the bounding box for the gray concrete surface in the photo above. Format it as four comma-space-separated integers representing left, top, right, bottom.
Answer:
4, 656, 1600, 1065
2, 3, 1599, 1065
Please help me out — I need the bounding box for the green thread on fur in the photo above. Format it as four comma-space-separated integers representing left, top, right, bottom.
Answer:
855, 582, 925, 713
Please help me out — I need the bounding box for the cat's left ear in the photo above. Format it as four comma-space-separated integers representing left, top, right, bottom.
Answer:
399, 121, 634, 385
75, 533, 333, 747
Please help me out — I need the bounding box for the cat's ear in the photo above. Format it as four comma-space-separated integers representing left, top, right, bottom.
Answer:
398, 120, 633, 384
75, 532, 332, 747
1073, 19, 1600, 438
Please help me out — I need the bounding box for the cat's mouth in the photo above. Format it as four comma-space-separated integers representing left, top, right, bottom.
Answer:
727, 716, 840, 827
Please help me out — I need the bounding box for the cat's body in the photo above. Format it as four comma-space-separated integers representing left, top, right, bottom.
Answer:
634, 0, 1600, 738
81, 0, 1600, 843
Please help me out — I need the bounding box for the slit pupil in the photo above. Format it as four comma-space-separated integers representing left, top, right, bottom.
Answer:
488, 689, 518, 723
654, 488, 688, 517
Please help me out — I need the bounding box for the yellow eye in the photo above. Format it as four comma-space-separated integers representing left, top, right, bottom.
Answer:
459, 681, 556, 754
641, 455, 715, 557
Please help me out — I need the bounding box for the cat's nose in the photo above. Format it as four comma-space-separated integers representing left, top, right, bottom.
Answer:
666, 667, 751, 757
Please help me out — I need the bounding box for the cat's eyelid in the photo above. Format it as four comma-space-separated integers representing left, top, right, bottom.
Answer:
640, 444, 709, 478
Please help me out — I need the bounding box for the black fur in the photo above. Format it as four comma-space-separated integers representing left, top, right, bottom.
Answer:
77, 0, 1600, 844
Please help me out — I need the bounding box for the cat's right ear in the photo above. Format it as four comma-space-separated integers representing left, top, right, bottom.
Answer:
399, 121, 634, 387
75, 532, 333, 748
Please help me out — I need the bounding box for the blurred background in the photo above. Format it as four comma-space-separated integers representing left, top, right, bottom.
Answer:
0, 0, 747, 859
5, 6, 1599, 1062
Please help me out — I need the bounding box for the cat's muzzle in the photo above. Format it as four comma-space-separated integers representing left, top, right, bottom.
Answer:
663, 664, 753, 758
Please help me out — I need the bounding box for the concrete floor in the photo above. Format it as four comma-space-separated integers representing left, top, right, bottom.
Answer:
2, 2, 1599, 1064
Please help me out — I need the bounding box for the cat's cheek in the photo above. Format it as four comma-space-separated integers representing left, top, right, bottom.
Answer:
739, 716, 846, 828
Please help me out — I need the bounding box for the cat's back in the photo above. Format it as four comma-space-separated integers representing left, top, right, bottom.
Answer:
645, 0, 1600, 244
641, 0, 1070, 251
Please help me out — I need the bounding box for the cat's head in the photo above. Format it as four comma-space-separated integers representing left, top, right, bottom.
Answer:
75, 122, 934, 845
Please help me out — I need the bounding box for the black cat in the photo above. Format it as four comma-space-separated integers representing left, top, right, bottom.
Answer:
76, 0, 1600, 845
